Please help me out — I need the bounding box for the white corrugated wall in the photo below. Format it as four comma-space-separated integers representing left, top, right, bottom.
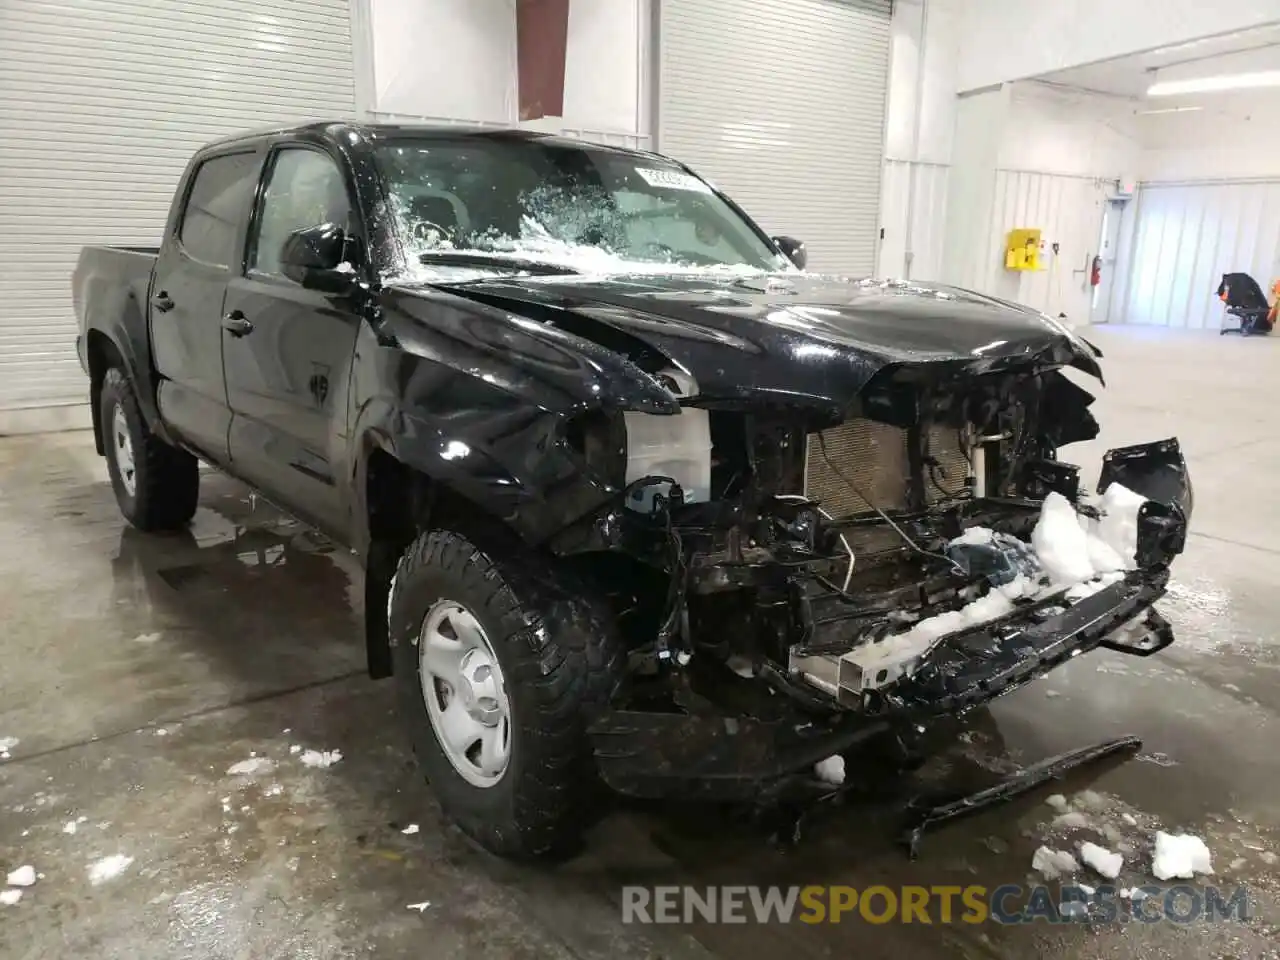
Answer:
655, 0, 891, 276
878, 159, 950, 281
0, 0, 357, 428
1111, 179, 1280, 329
961, 169, 1112, 324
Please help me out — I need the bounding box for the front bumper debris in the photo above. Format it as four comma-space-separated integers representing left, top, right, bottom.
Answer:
590, 709, 892, 801
1099, 437, 1192, 567
898, 568, 1169, 713
591, 567, 1169, 799
589, 437, 1191, 801
899, 735, 1143, 858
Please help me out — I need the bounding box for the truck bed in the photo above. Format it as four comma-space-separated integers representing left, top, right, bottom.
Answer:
72, 244, 158, 338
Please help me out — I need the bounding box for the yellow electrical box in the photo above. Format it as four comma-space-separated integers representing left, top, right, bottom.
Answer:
1005, 228, 1041, 271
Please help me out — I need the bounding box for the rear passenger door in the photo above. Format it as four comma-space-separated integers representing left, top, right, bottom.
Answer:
151, 149, 261, 464
222, 143, 365, 538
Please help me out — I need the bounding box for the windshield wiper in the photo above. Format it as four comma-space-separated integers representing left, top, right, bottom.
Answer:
416, 251, 580, 276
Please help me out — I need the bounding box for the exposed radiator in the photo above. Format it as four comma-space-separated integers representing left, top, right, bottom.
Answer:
803, 418, 970, 518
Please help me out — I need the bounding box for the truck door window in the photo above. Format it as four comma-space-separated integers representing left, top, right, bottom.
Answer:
178, 152, 259, 268
249, 148, 353, 278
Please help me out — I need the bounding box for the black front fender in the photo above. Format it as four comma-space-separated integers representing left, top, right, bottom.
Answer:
382, 286, 681, 416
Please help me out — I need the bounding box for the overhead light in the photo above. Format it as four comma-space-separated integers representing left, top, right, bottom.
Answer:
1147, 70, 1280, 96
1137, 105, 1205, 115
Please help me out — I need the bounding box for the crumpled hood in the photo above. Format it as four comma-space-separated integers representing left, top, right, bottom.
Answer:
413, 271, 1102, 414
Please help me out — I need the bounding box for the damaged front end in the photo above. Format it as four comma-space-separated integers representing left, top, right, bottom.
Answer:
547, 356, 1192, 801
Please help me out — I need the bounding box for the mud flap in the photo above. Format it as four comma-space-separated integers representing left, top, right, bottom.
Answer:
364, 539, 400, 679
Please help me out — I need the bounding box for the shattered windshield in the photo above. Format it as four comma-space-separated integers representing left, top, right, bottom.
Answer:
373, 137, 793, 280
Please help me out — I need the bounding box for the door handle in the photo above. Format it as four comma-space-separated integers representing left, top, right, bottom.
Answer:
151, 292, 175, 313
222, 311, 254, 337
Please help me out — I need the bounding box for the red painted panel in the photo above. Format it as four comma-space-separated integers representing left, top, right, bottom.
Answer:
516, 0, 570, 120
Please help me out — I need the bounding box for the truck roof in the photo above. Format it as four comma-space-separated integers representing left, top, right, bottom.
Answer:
197, 120, 656, 160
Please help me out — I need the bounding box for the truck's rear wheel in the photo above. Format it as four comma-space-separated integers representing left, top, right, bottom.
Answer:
389, 529, 625, 859
100, 367, 199, 531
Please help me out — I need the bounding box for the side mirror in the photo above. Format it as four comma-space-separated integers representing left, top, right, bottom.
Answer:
280, 223, 355, 291
773, 235, 807, 270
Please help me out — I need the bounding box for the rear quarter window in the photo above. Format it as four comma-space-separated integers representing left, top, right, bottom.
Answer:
179, 152, 259, 268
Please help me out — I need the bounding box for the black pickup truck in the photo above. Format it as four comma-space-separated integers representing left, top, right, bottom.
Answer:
74, 121, 1191, 860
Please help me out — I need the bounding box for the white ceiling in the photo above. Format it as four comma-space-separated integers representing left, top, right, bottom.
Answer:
1036, 23, 1280, 100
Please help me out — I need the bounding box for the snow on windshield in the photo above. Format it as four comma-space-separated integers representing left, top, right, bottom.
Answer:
375, 141, 796, 283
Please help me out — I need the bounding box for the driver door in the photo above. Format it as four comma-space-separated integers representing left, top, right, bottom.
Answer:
222, 143, 364, 538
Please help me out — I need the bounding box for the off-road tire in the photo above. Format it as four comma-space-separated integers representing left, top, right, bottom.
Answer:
100, 366, 199, 531
389, 529, 626, 860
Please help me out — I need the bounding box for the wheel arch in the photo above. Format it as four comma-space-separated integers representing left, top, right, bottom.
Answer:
355, 426, 519, 680
84, 292, 172, 453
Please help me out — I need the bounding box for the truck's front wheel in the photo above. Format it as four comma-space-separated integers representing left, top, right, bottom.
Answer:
389, 529, 625, 860
100, 367, 199, 531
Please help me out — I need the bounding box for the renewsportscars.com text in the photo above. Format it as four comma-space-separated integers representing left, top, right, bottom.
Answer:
621, 884, 1251, 925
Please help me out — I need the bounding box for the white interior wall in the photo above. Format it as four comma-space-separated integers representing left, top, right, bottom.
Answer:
1113, 181, 1280, 329
1105, 91, 1280, 328
941, 86, 1008, 290
1139, 94, 1280, 182
984, 84, 1139, 320
878, 0, 960, 279
955, 0, 1280, 92
939, 82, 1141, 322
365, 0, 648, 137
563, 0, 648, 136
999, 84, 1140, 178
879, 160, 950, 279
368, 0, 517, 123
883, 0, 958, 162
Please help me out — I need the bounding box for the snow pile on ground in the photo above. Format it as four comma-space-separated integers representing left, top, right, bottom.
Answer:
299, 749, 343, 769
406, 901, 432, 913
1053, 811, 1091, 830
813, 755, 845, 786
5, 866, 35, 887
1079, 841, 1124, 879
1032, 846, 1080, 880
1153, 831, 1213, 880
1046, 794, 1070, 813
87, 855, 133, 885
0, 890, 22, 906
0, 736, 17, 760
227, 757, 275, 777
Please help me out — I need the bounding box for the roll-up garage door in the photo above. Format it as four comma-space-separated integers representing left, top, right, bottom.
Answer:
656, 0, 891, 276
0, 0, 357, 425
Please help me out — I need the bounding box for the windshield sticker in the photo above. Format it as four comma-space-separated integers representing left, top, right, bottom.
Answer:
634, 167, 713, 193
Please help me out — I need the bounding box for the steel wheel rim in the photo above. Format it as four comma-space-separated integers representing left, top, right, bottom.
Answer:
418, 600, 511, 788
112, 403, 136, 497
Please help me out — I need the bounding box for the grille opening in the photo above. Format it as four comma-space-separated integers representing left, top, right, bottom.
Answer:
803, 418, 971, 519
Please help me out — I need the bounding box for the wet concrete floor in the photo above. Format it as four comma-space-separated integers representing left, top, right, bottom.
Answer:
2, 326, 1279, 958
